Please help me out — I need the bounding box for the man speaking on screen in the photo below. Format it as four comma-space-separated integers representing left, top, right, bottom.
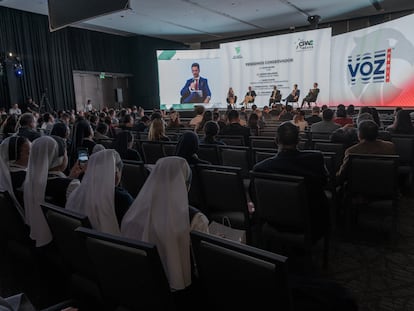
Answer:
180, 62, 211, 104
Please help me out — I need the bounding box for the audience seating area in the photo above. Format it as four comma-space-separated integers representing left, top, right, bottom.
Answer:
2, 109, 414, 310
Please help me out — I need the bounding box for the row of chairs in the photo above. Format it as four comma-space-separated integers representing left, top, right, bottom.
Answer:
41, 201, 293, 310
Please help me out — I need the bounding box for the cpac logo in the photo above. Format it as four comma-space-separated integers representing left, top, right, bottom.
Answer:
348, 49, 391, 85
296, 39, 314, 50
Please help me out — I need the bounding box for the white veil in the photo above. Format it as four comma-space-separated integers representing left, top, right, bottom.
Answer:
121, 156, 192, 291
66, 149, 121, 235
24, 136, 64, 247
0, 137, 25, 219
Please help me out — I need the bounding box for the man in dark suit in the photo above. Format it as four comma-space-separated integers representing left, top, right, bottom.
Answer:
252, 121, 329, 238
269, 85, 281, 104
282, 84, 300, 106
220, 109, 251, 146
180, 62, 211, 104
301, 82, 320, 108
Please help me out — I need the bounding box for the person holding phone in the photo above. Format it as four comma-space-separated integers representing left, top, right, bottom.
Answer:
180, 62, 211, 104
66, 149, 134, 234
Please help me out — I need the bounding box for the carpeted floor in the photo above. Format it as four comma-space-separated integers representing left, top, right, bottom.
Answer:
323, 191, 414, 311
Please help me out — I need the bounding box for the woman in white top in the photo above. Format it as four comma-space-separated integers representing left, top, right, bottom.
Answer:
121, 156, 208, 291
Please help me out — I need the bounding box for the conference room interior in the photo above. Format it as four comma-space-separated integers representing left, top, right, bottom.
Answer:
2, 2, 414, 311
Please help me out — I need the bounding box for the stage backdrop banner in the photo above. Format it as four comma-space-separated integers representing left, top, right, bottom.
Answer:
220, 28, 332, 107
331, 13, 414, 107
157, 49, 222, 110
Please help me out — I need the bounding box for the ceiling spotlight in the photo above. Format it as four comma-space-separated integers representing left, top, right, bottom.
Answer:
307, 15, 320, 24
307, 15, 320, 29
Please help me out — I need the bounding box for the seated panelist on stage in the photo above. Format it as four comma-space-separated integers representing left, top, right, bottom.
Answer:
269, 85, 282, 104
283, 84, 300, 105
226, 87, 238, 109
301, 82, 320, 108
241, 86, 256, 107
180, 62, 211, 104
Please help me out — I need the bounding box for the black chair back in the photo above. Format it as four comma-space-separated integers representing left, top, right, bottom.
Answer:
140, 141, 166, 164
121, 160, 149, 198
197, 164, 250, 233
190, 230, 292, 310
76, 227, 174, 310
198, 144, 221, 165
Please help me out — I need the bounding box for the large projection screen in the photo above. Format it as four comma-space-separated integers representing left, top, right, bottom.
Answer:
331, 13, 414, 107
157, 49, 222, 110
220, 28, 332, 108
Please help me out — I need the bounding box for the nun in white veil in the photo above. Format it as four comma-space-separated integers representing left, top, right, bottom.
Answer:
0, 136, 28, 219
24, 135, 80, 247
121, 156, 205, 291
66, 149, 122, 235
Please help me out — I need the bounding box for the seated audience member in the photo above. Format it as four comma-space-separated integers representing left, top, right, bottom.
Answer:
67, 149, 133, 233
148, 118, 170, 141
40, 112, 55, 133
279, 104, 294, 121
196, 110, 213, 133
213, 112, 226, 131
346, 104, 357, 119
370, 107, 383, 128
200, 121, 225, 145
121, 156, 209, 291
239, 110, 248, 126
112, 130, 142, 161
311, 108, 341, 134
5, 136, 31, 193
44, 136, 84, 207
24, 136, 83, 247
220, 109, 251, 146
70, 119, 96, 162
50, 122, 69, 140
103, 116, 117, 138
334, 107, 353, 127
291, 110, 308, 132
1, 115, 19, 138
94, 122, 110, 140
119, 114, 138, 132
16, 113, 41, 142
330, 112, 374, 148
336, 120, 397, 183
0, 136, 31, 217
248, 113, 260, 136
135, 115, 151, 132
305, 106, 322, 126
252, 122, 329, 239
386, 109, 414, 135
176, 131, 210, 165
189, 105, 205, 129
167, 110, 185, 129
269, 105, 282, 119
